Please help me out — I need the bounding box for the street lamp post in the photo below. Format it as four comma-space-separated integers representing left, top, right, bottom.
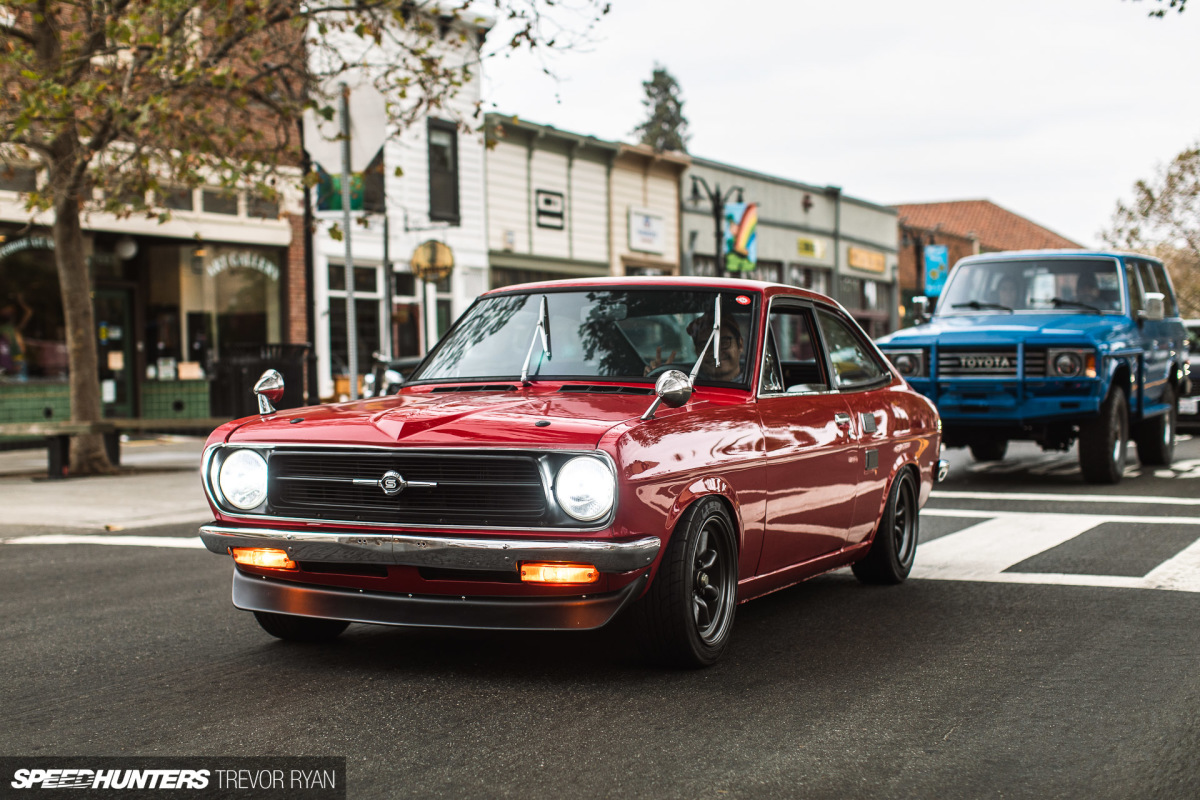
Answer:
690, 175, 743, 278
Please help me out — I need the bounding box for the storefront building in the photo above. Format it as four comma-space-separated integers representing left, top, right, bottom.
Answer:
0, 168, 303, 426
484, 114, 620, 289
682, 158, 900, 337
312, 22, 489, 401
610, 144, 690, 277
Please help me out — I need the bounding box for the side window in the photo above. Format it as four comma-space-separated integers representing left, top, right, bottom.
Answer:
1149, 262, 1180, 317
1136, 260, 1159, 296
762, 304, 827, 394
816, 308, 890, 390
1124, 261, 1145, 316
428, 119, 459, 224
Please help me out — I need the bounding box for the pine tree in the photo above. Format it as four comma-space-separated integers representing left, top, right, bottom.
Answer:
633, 65, 689, 153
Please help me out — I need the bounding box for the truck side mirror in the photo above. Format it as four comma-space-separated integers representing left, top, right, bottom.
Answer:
1140, 292, 1165, 322
911, 296, 930, 324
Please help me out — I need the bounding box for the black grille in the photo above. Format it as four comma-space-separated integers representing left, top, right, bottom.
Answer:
1024, 347, 1047, 378
267, 450, 547, 526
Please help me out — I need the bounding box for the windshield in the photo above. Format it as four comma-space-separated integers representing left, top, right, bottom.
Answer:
937, 258, 1123, 315
409, 288, 758, 387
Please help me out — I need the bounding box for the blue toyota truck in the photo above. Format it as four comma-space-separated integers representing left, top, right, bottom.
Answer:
877, 250, 1192, 484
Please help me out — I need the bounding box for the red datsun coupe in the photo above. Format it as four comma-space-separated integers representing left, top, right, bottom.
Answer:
200, 278, 945, 667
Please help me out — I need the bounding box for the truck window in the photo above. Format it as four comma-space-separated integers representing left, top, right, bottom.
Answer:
1149, 262, 1180, 317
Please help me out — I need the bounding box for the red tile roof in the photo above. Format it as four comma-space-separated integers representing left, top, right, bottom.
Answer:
894, 200, 1083, 252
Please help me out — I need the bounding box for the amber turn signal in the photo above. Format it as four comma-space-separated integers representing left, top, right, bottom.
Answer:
231, 547, 298, 571
519, 562, 599, 584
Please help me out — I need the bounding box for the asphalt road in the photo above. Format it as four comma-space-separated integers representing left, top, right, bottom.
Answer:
2, 437, 1199, 799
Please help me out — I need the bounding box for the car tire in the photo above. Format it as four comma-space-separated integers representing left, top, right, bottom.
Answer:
1079, 387, 1129, 485
253, 611, 349, 642
968, 440, 1008, 462
1134, 383, 1177, 467
631, 497, 738, 669
852, 468, 919, 585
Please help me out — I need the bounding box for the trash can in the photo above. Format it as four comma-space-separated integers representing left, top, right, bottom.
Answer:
210, 343, 310, 418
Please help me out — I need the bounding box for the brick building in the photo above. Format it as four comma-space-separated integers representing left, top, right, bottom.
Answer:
894, 199, 1083, 324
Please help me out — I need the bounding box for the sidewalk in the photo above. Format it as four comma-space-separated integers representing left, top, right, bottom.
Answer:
0, 436, 212, 532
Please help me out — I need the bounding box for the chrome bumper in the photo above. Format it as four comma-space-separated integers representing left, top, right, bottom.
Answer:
232, 570, 649, 631
200, 524, 661, 573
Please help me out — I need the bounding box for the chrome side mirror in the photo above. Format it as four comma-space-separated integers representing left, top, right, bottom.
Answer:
1140, 292, 1165, 322
254, 369, 285, 415
911, 296, 930, 324
640, 369, 693, 421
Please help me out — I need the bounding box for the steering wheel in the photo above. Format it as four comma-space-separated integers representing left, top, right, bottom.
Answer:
644, 362, 689, 380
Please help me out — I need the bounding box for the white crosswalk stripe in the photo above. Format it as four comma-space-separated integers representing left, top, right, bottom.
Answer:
915, 509, 1200, 593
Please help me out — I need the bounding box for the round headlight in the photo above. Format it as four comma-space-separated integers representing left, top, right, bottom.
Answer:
218, 449, 268, 510
554, 457, 615, 522
893, 353, 918, 376
1054, 352, 1083, 377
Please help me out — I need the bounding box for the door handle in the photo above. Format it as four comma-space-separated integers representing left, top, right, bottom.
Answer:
834, 412, 852, 428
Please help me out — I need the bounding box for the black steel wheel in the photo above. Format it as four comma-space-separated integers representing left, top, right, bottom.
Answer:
632, 497, 738, 668
852, 469, 919, 585
1135, 383, 1177, 467
1079, 387, 1129, 484
253, 611, 349, 642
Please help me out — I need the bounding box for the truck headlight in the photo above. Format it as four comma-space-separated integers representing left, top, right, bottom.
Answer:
886, 349, 926, 378
1048, 349, 1096, 378
217, 449, 269, 510
554, 456, 615, 522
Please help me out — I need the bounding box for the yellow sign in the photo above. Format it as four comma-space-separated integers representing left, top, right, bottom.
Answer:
848, 246, 886, 273
797, 237, 817, 258
410, 240, 455, 283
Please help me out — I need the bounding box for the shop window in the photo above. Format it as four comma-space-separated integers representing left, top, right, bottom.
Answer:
247, 195, 280, 219
691, 254, 719, 278
0, 165, 37, 193
0, 239, 66, 380
202, 189, 239, 215
428, 119, 459, 224
327, 264, 378, 293
158, 186, 194, 211
756, 260, 783, 283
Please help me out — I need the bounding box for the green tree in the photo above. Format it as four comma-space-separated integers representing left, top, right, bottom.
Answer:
632, 64, 689, 153
1130, 0, 1187, 16
0, 0, 608, 475
1102, 142, 1200, 316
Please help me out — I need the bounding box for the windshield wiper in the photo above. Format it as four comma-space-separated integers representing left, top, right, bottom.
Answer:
1050, 297, 1101, 314
519, 295, 552, 384
952, 300, 1013, 313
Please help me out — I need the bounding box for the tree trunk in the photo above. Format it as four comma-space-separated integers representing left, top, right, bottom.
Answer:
53, 184, 115, 475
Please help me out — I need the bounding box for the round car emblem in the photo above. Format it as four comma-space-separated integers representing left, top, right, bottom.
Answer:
380, 470, 404, 496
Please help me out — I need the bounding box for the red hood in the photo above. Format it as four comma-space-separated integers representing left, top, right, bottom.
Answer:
224, 386, 669, 450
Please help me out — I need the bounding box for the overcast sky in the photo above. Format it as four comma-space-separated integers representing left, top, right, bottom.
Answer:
479, 0, 1200, 248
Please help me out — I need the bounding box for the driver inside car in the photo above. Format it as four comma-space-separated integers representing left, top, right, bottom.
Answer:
644, 313, 745, 382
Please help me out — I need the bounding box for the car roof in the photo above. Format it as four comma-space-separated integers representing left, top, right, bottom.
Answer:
480, 275, 836, 306
956, 249, 1159, 264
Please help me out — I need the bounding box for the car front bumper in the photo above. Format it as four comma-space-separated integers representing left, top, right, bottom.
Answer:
232, 569, 650, 631
199, 524, 662, 573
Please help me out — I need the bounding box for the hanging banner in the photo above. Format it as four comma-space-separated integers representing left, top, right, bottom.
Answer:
923, 244, 949, 296
723, 202, 758, 273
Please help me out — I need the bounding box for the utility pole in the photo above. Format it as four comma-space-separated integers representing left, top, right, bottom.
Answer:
689, 175, 743, 278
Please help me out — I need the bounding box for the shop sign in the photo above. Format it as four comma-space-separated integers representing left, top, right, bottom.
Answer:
0, 236, 54, 261
410, 240, 455, 283
629, 207, 665, 254
796, 237, 827, 259
206, 251, 280, 281
848, 246, 886, 274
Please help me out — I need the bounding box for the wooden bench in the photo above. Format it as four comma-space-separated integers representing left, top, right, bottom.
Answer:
0, 417, 232, 479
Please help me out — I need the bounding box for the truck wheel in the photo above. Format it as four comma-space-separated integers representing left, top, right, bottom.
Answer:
1079, 388, 1128, 484
253, 611, 349, 642
968, 440, 1008, 462
1135, 383, 1177, 467
852, 469, 919, 585
631, 497, 738, 668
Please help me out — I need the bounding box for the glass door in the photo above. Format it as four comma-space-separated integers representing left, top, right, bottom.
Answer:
94, 288, 134, 418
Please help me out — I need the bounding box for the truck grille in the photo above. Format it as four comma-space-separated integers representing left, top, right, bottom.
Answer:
266, 450, 548, 526
1023, 348, 1047, 378
937, 349, 1019, 378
